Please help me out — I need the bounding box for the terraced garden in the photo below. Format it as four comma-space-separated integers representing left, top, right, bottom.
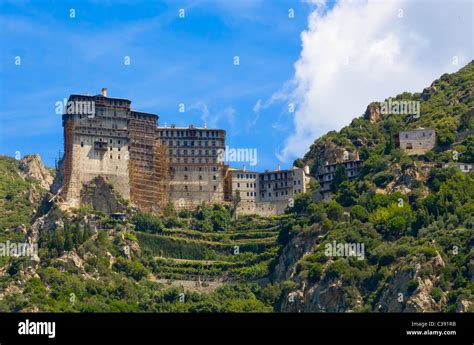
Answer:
132, 210, 283, 282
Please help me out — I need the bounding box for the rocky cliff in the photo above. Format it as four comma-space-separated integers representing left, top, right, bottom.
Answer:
18, 154, 54, 191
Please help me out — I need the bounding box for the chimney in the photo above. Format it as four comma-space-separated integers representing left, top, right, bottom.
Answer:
354, 151, 360, 161
101, 88, 107, 97
304, 165, 310, 175
277, 164, 280, 171
242, 165, 246, 172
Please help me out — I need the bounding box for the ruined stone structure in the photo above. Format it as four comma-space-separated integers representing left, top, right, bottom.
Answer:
395, 128, 436, 155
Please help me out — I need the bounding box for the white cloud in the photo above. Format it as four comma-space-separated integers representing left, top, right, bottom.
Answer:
277, 0, 473, 163
253, 99, 262, 113
190, 102, 237, 132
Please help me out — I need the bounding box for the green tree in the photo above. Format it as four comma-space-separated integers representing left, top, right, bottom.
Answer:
307, 203, 327, 222
162, 201, 177, 218
327, 201, 344, 221
330, 165, 348, 193
291, 193, 312, 214
336, 181, 358, 206
64, 233, 74, 251
132, 212, 164, 233
437, 128, 455, 147
384, 130, 395, 155
350, 205, 368, 222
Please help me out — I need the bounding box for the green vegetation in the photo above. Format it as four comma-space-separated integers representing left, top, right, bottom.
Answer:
0, 62, 473, 313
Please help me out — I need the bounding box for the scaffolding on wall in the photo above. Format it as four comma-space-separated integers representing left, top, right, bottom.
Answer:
128, 115, 169, 214
61, 119, 74, 201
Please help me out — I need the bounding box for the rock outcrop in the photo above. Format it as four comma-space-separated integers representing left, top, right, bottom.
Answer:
18, 154, 54, 190
364, 103, 381, 124
80, 176, 124, 214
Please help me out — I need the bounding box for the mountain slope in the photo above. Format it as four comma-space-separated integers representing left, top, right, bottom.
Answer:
276, 62, 474, 313
0, 62, 472, 313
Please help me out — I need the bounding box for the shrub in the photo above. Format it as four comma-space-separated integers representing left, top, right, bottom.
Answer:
330, 165, 348, 193
327, 201, 344, 221
431, 286, 443, 303
437, 128, 455, 147
132, 213, 164, 233
407, 279, 419, 294
113, 258, 149, 281
290, 193, 313, 214
373, 172, 394, 188
307, 203, 327, 222
350, 205, 369, 222
307, 262, 324, 282
261, 284, 282, 304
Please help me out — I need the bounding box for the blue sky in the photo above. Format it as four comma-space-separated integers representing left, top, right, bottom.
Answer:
0, 0, 316, 169
1, 0, 472, 170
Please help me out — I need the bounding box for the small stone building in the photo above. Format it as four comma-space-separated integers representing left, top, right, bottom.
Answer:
396, 128, 436, 155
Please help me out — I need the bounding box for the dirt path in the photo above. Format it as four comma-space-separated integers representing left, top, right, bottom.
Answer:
153, 277, 226, 294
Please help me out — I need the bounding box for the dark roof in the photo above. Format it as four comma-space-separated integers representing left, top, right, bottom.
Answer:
68, 94, 131, 103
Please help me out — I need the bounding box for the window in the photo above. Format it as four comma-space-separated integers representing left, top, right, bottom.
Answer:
81, 141, 84, 147
184, 175, 188, 180
213, 175, 217, 180
213, 186, 217, 191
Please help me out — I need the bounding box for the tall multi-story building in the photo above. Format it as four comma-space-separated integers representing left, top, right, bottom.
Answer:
227, 167, 259, 213
314, 158, 363, 201
59, 88, 168, 213
58, 89, 311, 216
224, 165, 311, 216
157, 125, 226, 209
